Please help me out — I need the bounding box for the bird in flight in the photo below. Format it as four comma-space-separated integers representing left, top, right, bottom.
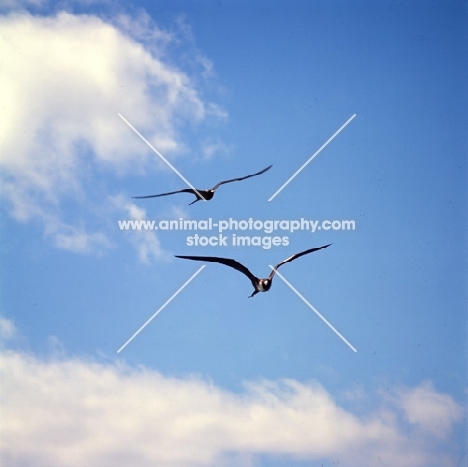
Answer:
175, 244, 331, 298
132, 164, 272, 205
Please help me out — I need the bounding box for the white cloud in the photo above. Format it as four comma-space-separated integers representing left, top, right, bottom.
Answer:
0, 11, 226, 256
394, 381, 464, 438
0, 349, 463, 467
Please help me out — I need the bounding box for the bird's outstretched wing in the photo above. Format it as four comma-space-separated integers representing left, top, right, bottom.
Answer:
210, 164, 273, 191
268, 244, 332, 279
175, 255, 257, 283
132, 188, 196, 199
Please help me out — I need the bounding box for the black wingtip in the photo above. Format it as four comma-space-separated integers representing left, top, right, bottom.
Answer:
256, 164, 273, 175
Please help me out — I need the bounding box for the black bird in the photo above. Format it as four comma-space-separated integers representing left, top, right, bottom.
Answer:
132, 164, 272, 205
175, 244, 331, 298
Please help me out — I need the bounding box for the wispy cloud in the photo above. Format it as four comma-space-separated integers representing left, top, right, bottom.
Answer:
0, 318, 17, 341
43, 215, 113, 254
0, 349, 463, 467
112, 194, 167, 263
200, 137, 233, 161
0, 10, 226, 257
0, 0, 46, 10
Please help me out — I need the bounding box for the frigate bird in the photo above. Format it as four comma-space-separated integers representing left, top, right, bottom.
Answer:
132, 164, 272, 205
175, 244, 331, 297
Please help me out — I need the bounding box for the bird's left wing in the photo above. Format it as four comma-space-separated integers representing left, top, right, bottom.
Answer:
175, 255, 257, 283
131, 188, 195, 199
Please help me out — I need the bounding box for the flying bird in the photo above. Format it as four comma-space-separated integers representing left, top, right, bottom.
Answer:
132, 164, 272, 205
175, 244, 331, 298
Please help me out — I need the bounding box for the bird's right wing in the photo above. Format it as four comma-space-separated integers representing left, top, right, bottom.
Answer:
175, 255, 257, 282
132, 188, 195, 199
268, 243, 332, 279
210, 164, 273, 190
275, 244, 332, 268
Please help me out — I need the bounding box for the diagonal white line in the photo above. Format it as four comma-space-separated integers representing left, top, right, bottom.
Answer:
269, 266, 357, 352
118, 113, 207, 201
268, 113, 356, 201
117, 265, 206, 353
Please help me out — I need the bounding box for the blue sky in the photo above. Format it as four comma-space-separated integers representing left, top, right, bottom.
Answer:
0, 0, 467, 466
